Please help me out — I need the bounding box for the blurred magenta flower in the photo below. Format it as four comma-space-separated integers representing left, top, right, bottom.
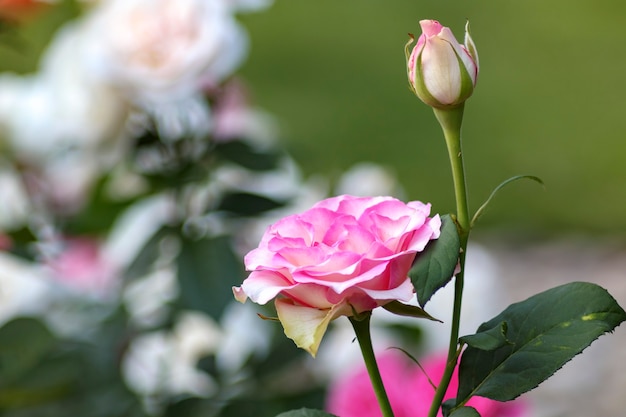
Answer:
46, 237, 118, 295
233, 195, 440, 356
327, 352, 529, 417
407, 20, 479, 109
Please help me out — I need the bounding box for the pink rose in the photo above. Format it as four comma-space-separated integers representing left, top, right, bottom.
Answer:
327, 352, 529, 417
233, 195, 441, 356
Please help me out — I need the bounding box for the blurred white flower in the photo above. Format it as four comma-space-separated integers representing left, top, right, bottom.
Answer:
213, 81, 279, 143
416, 243, 507, 352
122, 312, 222, 407
0, 22, 127, 161
216, 301, 273, 372
335, 162, 403, 198
124, 267, 179, 328
0, 165, 30, 229
0, 252, 52, 325
222, 0, 274, 13
83, 0, 248, 103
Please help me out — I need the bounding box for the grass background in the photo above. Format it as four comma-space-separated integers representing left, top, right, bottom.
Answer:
3, 0, 626, 236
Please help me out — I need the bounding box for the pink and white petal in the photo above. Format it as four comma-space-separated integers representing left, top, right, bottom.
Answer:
406, 216, 441, 251
321, 214, 358, 246
337, 195, 388, 218
240, 270, 294, 304
270, 215, 315, 243
277, 245, 326, 268
419, 19, 445, 38
297, 261, 390, 294
300, 251, 362, 277
232, 285, 248, 303
283, 284, 335, 309
275, 298, 350, 357
366, 212, 412, 242
311, 195, 346, 212
337, 224, 376, 254
387, 253, 417, 288
421, 36, 462, 104
358, 278, 415, 303
298, 207, 340, 242
244, 246, 278, 271
407, 200, 431, 214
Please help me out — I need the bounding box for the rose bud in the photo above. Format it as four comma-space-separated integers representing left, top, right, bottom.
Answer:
407, 20, 479, 109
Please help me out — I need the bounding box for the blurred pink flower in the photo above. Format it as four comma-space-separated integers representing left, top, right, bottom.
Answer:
327, 352, 528, 417
46, 237, 118, 294
0, 234, 12, 251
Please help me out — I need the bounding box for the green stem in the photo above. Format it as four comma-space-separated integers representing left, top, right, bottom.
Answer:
427, 105, 471, 417
349, 313, 395, 417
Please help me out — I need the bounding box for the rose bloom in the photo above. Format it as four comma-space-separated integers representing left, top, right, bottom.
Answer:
233, 195, 441, 356
83, 0, 248, 104
327, 352, 529, 417
0, 22, 127, 161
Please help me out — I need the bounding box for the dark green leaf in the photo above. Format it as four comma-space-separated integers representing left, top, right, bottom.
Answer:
382, 300, 441, 322
214, 140, 282, 171
176, 235, 246, 319
276, 408, 338, 417
410, 214, 460, 307
448, 406, 481, 417
217, 192, 286, 217
0, 318, 55, 382
63, 176, 139, 235
460, 321, 511, 351
456, 282, 626, 403
124, 226, 176, 281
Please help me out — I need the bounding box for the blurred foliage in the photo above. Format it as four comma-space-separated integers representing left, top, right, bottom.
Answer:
237, 0, 626, 236
3, 0, 626, 236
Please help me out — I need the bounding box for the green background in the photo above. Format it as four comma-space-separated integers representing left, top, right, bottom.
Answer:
238, 0, 626, 236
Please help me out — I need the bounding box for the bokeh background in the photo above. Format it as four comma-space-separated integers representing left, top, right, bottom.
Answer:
236, 0, 626, 236
1, 1, 626, 417
3, 0, 626, 234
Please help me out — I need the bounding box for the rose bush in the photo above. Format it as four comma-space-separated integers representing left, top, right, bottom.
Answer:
233, 195, 441, 356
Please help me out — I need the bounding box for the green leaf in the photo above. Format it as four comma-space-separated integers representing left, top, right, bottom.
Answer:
460, 321, 511, 351
217, 192, 286, 217
176, 235, 246, 319
409, 214, 460, 307
443, 400, 481, 417
451, 407, 481, 417
456, 282, 626, 404
0, 318, 55, 382
124, 226, 175, 281
471, 175, 543, 227
214, 140, 282, 172
276, 408, 338, 417
382, 300, 441, 322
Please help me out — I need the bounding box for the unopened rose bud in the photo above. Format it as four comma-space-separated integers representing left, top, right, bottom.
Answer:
406, 20, 479, 109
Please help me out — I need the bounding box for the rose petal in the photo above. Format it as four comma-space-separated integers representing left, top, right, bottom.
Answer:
240, 270, 294, 304
275, 298, 351, 357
